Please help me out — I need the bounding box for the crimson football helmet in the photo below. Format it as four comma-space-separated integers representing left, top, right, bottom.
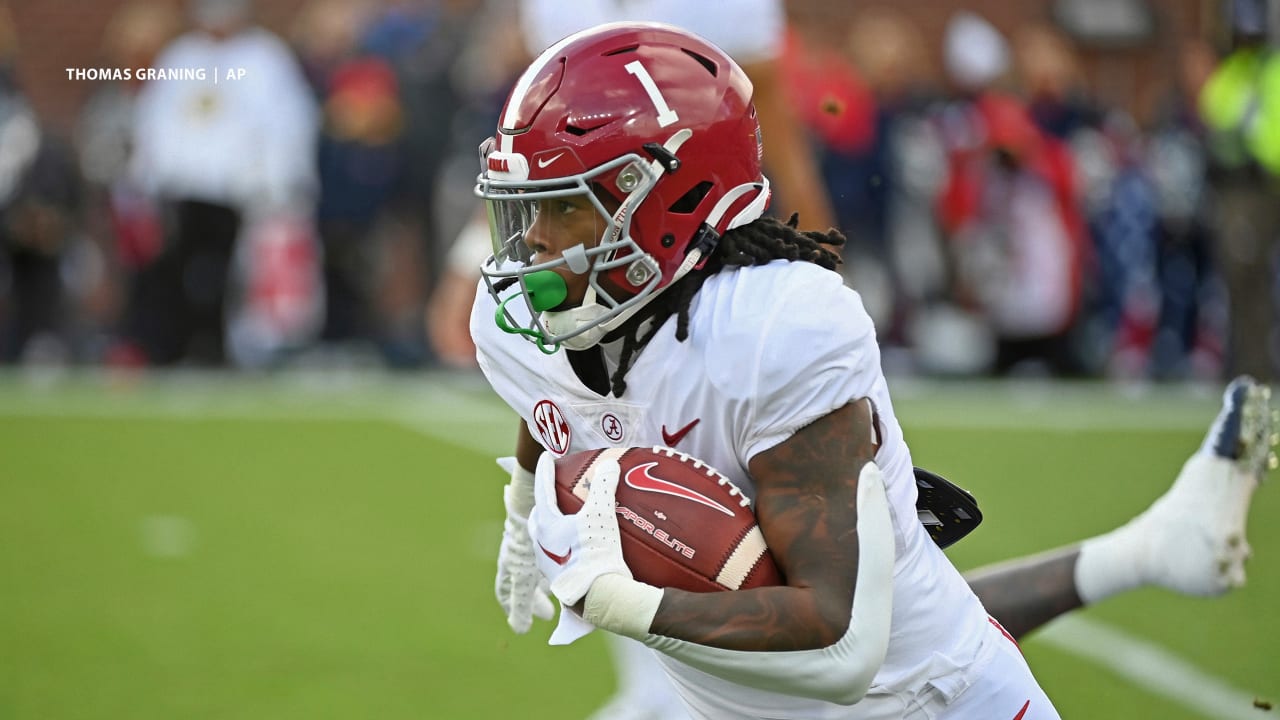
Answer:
476, 21, 771, 352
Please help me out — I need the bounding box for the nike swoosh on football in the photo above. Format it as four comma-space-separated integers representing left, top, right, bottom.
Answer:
661, 418, 700, 446
537, 152, 565, 169
624, 462, 734, 516
539, 544, 571, 566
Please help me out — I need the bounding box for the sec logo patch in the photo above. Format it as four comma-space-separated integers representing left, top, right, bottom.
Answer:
532, 400, 570, 455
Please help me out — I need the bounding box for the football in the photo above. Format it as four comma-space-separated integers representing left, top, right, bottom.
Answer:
554, 446, 784, 592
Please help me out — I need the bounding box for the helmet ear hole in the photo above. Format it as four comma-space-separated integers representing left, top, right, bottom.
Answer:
669, 181, 714, 214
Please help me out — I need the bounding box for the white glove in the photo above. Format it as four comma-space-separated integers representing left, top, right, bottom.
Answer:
528, 449, 633, 644
494, 456, 555, 633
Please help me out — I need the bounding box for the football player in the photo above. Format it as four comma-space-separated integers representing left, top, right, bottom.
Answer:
472, 22, 1274, 720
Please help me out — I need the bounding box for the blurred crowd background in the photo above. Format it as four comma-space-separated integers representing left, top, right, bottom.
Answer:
3, 0, 1279, 382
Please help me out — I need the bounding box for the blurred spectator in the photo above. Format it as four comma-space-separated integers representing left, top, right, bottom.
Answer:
420, 0, 527, 369
1015, 23, 1099, 140
934, 11, 1089, 376
317, 58, 407, 351
1199, 0, 1280, 380
76, 0, 182, 365
291, 0, 376, 90
779, 24, 883, 308
126, 0, 320, 367
361, 0, 436, 64
291, 0, 409, 360
857, 12, 954, 365
1144, 37, 1226, 380
1011, 24, 1156, 378
1072, 111, 1161, 378
0, 3, 82, 364
784, 8, 948, 351
375, 0, 492, 367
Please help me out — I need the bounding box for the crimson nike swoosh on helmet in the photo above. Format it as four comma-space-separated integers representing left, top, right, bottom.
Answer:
624, 462, 734, 516
539, 544, 571, 566
661, 418, 700, 446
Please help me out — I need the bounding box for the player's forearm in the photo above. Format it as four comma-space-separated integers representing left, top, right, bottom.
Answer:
651, 584, 849, 651
964, 546, 1084, 639
575, 406, 893, 704
630, 464, 896, 706
642, 401, 876, 651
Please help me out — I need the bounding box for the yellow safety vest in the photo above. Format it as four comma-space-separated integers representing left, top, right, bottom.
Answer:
1200, 47, 1280, 175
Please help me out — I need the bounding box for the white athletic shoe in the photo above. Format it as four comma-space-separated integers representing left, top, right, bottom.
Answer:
1140, 376, 1275, 595
1076, 376, 1277, 602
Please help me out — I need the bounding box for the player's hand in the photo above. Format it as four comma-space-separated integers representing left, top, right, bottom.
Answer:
494, 457, 555, 634
528, 451, 631, 642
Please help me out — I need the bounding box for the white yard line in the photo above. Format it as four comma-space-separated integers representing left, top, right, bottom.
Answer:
389, 414, 513, 456
1038, 615, 1266, 719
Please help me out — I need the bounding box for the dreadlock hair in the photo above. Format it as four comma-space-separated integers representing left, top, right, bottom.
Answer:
607, 213, 846, 396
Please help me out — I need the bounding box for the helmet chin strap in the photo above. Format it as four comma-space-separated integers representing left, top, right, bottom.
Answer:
710, 176, 771, 231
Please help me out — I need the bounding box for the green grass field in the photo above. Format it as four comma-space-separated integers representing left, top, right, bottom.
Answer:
0, 372, 1275, 719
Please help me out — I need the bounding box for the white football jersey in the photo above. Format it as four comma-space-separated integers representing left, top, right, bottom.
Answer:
472, 260, 996, 718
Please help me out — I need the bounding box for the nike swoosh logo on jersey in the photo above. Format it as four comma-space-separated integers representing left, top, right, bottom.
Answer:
661, 418, 700, 447
624, 462, 734, 516
537, 152, 565, 169
539, 543, 571, 566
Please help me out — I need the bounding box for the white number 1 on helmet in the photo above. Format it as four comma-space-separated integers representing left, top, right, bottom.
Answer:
625, 60, 679, 128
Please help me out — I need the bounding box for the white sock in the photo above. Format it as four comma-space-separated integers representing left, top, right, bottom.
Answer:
1074, 451, 1255, 603
1073, 515, 1150, 605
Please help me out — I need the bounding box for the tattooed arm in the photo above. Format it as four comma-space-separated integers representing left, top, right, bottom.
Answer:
647, 394, 1081, 646
624, 398, 896, 703
650, 399, 879, 650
